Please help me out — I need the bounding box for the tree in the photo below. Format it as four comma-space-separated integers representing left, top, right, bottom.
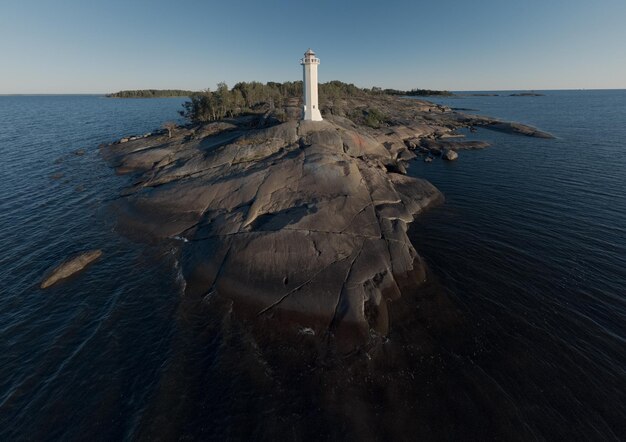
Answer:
214, 82, 230, 119
163, 121, 177, 138
180, 80, 409, 123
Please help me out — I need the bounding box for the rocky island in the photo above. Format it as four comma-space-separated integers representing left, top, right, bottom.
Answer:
102, 87, 552, 352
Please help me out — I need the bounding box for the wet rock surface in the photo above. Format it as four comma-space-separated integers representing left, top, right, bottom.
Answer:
442, 149, 459, 161
40, 250, 103, 289
102, 95, 553, 350
416, 139, 490, 155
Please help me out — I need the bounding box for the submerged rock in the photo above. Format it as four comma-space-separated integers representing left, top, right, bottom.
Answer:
481, 121, 554, 138
40, 250, 103, 289
455, 116, 554, 138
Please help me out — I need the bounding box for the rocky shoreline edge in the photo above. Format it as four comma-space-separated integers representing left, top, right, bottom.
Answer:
98, 95, 552, 352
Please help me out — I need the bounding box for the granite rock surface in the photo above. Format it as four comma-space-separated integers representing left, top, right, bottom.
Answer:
102, 95, 553, 349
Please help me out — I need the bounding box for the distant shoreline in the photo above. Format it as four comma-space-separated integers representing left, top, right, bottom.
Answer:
105, 89, 196, 98
106, 96, 191, 99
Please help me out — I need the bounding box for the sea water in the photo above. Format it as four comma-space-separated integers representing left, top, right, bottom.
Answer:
0, 92, 624, 440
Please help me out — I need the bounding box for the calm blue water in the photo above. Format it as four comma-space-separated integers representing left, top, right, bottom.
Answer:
407, 90, 626, 439
0, 92, 624, 440
0, 96, 187, 440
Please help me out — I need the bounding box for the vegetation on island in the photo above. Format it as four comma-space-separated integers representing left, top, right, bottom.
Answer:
181, 80, 449, 123
106, 89, 196, 98
350, 107, 389, 129
181, 81, 298, 122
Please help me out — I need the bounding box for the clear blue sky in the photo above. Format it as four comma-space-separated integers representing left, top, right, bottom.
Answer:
1, 0, 625, 93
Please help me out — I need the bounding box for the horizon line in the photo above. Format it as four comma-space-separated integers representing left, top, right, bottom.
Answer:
2, 87, 626, 96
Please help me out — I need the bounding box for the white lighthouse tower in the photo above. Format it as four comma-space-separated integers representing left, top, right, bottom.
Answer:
300, 49, 323, 121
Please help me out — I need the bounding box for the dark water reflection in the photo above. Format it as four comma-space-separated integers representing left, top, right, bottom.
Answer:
404, 90, 626, 439
136, 271, 489, 441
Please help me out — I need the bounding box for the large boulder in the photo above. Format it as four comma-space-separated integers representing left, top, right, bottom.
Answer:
443, 149, 459, 161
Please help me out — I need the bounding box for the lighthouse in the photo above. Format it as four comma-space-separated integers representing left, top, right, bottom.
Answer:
300, 49, 323, 121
